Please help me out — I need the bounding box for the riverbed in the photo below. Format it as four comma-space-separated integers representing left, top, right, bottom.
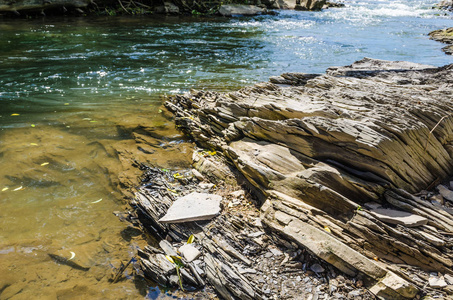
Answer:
1, 1, 453, 298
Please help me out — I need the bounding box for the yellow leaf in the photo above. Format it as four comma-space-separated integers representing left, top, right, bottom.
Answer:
11, 113, 20, 116
187, 234, 195, 244
165, 255, 175, 264
173, 173, 183, 179
30, 143, 38, 146
2, 187, 8, 192
91, 198, 103, 204
64, 103, 69, 105
373, 256, 379, 261
324, 226, 331, 233
13, 186, 23, 191
41, 162, 49, 166
31, 124, 36, 128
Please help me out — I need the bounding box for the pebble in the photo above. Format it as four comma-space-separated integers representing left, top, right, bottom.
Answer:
310, 263, 325, 273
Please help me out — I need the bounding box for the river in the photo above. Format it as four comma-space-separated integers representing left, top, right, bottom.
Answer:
1, 0, 452, 299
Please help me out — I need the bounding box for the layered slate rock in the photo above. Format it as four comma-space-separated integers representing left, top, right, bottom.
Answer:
165, 58, 453, 298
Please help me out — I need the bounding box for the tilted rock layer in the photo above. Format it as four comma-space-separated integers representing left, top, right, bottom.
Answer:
165, 58, 453, 298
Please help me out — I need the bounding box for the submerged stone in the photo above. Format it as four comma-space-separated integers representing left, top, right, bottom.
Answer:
159, 192, 222, 223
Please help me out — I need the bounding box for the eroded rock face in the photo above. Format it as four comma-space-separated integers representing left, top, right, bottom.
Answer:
165, 58, 453, 298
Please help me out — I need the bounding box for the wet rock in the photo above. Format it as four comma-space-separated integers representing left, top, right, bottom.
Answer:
218, 4, 266, 16
368, 208, 428, 227
159, 192, 222, 223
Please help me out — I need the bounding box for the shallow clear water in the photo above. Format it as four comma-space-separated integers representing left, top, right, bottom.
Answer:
0, 0, 452, 298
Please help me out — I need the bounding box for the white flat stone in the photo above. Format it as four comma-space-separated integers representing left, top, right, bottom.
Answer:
429, 275, 448, 288
179, 244, 201, 262
369, 208, 428, 227
159, 192, 222, 223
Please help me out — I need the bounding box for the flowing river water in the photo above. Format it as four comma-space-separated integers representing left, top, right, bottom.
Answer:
1, 1, 453, 299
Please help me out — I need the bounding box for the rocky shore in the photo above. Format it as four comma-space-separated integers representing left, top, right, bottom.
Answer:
122, 58, 453, 299
429, 27, 453, 55
0, 0, 340, 16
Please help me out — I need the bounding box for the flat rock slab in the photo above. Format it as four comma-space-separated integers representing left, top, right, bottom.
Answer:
159, 192, 222, 223
369, 208, 428, 227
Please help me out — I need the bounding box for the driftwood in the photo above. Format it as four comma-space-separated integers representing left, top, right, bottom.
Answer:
158, 58, 453, 299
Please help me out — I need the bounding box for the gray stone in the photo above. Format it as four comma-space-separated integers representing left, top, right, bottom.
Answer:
159, 192, 222, 223
179, 244, 201, 262
218, 4, 266, 16
310, 263, 325, 273
369, 208, 428, 227
437, 184, 453, 202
